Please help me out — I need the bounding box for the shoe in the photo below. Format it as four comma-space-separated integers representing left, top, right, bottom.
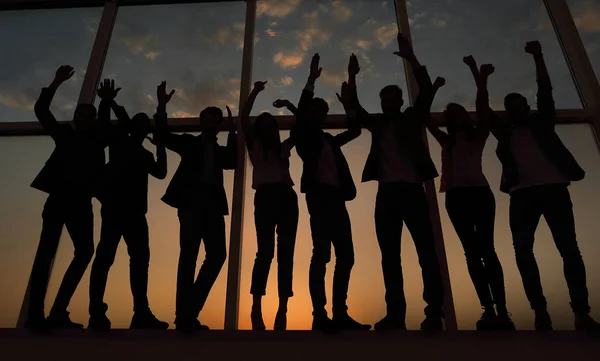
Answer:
25, 316, 51, 334
420, 316, 443, 331
130, 312, 169, 330
251, 310, 266, 331
534, 309, 553, 331
575, 313, 600, 333
333, 313, 371, 330
175, 317, 195, 333
476, 307, 497, 331
374, 315, 407, 331
312, 314, 338, 334
88, 314, 111, 332
496, 309, 516, 331
194, 319, 210, 330
47, 311, 84, 329
274, 310, 287, 331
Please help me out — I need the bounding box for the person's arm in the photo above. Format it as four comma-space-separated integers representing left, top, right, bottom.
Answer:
334, 81, 362, 146
221, 106, 238, 170
95, 78, 131, 146
527, 41, 555, 126
297, 53, 322, 120
346, 53, 373, 131
154, 81, 187, 153
474, 63, 495, 140
144, 142, 168, 180
34, 65, 74, 140
273, 99, 299, 116
241, 81, 267, 150
424, 77, 449, 146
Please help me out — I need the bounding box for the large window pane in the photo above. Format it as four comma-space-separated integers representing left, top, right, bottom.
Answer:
0, 8, 101, 122
99, 2, 245, 118
47, 133, 234, 329
407, 0, 581, 111
430, 124, 600, 330
252, 0, 407, 115
567, 0, 600, 80
0, 137, 54, 327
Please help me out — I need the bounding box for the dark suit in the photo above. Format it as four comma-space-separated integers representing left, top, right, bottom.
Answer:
28, 88, 112, 322
290, 87, 361, 316
154, 107, 237, 322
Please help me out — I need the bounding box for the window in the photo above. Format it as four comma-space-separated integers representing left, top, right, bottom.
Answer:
251, 0, 407, 116
99, 2, 245, 118
407, 0, 581, 111
429, 124, 600, 330
567, 0, 600, 80
47, 133, 235, 329
0, 8, 102, 122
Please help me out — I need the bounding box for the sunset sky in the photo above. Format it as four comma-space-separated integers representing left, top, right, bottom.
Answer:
0, 0, 599, 331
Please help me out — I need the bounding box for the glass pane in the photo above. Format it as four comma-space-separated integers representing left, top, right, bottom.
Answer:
252, 0, 408, 115
430, 124, 600, 330
47, 133, 234, 329
239, 131, 429, 330
99, 2, 245, 118
0, 137, 55, 327
0, 8, 102, 122
407, 0, 581, 111
567, 0, 600, 80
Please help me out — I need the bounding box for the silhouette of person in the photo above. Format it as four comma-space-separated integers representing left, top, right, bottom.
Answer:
26, 66, 115, 332
350, 35, 445, 331
240, 81, 299, 331
88, 79, 169, 331
425, 59, 514, 331
153, 82, 237, 332
290, 53, 370, 332
490, 41, 600, 332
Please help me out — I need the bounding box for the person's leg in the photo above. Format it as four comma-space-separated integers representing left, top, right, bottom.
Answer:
49, 198, 95, 328
27, 196, 65, 330
250, 189, 276, 330
509, 188, 549, 330
374, 184, 406, 330
541, 186, 598, 331
403, 184, 444, 331
175, 209, 202, 331
274, 188, 299, 330
192, 212, 227, 323
88, 206, 122, 330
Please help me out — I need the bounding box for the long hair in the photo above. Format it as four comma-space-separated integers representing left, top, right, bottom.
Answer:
253, 112, 282, 160
445, 103, 475, 147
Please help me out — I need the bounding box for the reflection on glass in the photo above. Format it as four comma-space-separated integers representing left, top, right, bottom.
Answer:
567, 0, 600, 80
407, 0, 581, 111
47, 133, 234, 329
252, 0, 407, 115
0, 8, 102, 122
430, 124, 600, 330
100, 2, 245, 118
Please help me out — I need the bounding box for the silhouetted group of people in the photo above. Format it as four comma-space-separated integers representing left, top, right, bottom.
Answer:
24, 33, 600, 334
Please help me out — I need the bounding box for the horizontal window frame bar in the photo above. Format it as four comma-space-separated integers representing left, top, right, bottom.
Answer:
0, 0, 243, 11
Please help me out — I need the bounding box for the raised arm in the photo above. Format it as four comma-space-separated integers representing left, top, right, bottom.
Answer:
346, 53, 373, 131
424, 77, 449, 146
241, 80, 267, 149
221, 105, 238, 170
297, 53, 322, 117
154, 81, 187, 153
34, 65, 74, 140
527, 41, 555, 125
334, 79, 362, 146
145, 137, 168, 180
273, 99, 299, 116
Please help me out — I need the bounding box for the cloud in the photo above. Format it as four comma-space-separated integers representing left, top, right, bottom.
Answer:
146, 95, 154, 102
0, 93, 34, 111
331, 0, 353, 22
374, 23, 398, 48
297, 15, 332, 52
63, 104, 74, 110
121, 34, 157, 56
266, 29, 277, 37
320, 71, 346, 86
273, 51, 305, 69
281, 76, 294, 86
431, 18, 447, 28
257, 0, 301, 18
171, 110, 196, 118
169, 74, 241, 118
574, 10, 600, 32
355, 39, 372, 51
145, 51, 159, 60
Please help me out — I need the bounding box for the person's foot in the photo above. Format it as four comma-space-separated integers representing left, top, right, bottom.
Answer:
175, 317, 195, 333
130, 311, 169, 330
194, 319, 210, 331
476, 307, 497, 331
25, 316, 50, 334
274, 310, 287, 331
574, 313, 600, 333
534, 309, 553, 331
251, 309, 266, 331
496, 309, 516, 331
332, 313, 371, 330
420, 315, 443, 331
374, 315, 407, 331
47, 311, 84, 329
312, 314, 338, 334
88, 313, 111, 332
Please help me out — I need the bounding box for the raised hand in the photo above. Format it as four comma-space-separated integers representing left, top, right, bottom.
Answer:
54, 65, 75, 83
157, 81, 176, 105
309, 53, 322, 80
463, 55, 477, 68
273, 99, 291, 108
97, 79, 121, 100
253, 80, 268, 92
433, 77, 446, 89
525, 41, 542, 56
336, 81, 351, 107
348, 53, 360, 77
393, 33, 414, 59
480, 64, 495, 77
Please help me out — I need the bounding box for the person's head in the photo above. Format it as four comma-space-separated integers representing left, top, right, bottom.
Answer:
254, 112, 281, 146
199, 106, 223, 136
504, 93, 530, 123
73, 103, 97, 131
309, 98, 329, 128
379, 85, 404, 115
131, 113, 151, 144
444, 103, 472, 133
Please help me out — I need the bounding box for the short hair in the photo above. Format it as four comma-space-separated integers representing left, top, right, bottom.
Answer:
199, 106, 223, 120
74, 103, 97, 119
379, 85, 403, 98
311, 97, 329, 113
132, 112, 151, 132
504, 93, 525, 104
